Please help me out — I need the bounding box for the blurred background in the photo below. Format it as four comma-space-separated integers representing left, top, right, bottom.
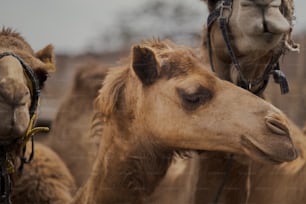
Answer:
1, 0, 306, 127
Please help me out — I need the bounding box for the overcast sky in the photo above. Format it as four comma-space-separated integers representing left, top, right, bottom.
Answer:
1, 0, 305, 54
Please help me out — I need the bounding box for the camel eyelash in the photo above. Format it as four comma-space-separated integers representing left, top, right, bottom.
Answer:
176, 87, 213, 111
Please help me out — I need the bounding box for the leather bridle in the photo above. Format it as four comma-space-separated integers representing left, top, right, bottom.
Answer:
206, 0, 290, 96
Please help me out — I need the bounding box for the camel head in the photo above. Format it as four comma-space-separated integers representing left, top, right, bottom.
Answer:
96, 39, 297, 164
206, 0, 296, 56
202, 0, 298, 89
73, 62, 109, 97
0, 28, 55, 146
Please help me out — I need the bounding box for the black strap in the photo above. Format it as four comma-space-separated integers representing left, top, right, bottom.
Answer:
0, 151, 12, 204
273, 62, 290, 94
212, 154, 233, 204
206, 0, 230, 72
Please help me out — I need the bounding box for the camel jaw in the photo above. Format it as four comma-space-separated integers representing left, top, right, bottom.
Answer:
240, 135, 298, 164
0, 136, 22, 146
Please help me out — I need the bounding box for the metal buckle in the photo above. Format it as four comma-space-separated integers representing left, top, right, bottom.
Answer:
218, 1, 232, 22
248, 82, 252, 90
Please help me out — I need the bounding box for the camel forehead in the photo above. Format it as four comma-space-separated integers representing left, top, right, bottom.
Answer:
156, 46, 198, 72
0, 56, 25, 80
140, 39, 217, 84
159, 51, 217, 88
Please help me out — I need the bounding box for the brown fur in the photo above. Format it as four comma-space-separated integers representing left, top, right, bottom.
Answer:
12, 143, 76, 204
46, 61, 109, 187
0, 28, 55, 74
71, 39, 296, 204
0, 28, 75, 203
303, 123, 306, 134
0, 28, 34, 54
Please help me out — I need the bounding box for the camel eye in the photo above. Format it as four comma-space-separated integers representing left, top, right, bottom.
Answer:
177, 87, 213, 111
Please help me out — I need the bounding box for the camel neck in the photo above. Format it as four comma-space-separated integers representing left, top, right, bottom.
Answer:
213, 52, 271, 82
195, 153, 249, 204
209, 49, 272, 96
71, 125, 174, 204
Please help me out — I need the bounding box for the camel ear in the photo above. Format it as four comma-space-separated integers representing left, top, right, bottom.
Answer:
35, 44, 56, 73
132, 45, 160, 86
34, 44, 56, 89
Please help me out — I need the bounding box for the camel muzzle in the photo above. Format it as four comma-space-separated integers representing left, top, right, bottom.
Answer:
264, 116, 298, 162
240, 112, 298, 164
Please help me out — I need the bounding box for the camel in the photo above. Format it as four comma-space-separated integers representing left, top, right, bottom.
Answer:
46, 49, 202, 203
70, 39, 297, 204
46, 61, 108, 186
201, 0, 299, 95
149, 1, 302, 203
0, 28, 75, 204
45, 48, 203, 204
193, 0, 306, 203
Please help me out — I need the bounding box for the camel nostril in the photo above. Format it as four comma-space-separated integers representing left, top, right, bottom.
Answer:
263, 20, 269, 33
287, 148, 298, 161
265, 117, 289, 136
10, 108, 17, 126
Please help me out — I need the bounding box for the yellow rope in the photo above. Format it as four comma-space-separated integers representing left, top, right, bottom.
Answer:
5, 159, 14, 174
4, 113, 49, 174
22, 113, 49, 147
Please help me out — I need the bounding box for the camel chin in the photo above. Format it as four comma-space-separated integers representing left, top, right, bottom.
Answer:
235, 33, 284, 56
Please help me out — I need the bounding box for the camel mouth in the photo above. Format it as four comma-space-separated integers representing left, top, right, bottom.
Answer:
0, 133, 22, 146
262, 32, 274, 39
241, 136, 298, 164
0, 138, 20, 146
249, 32, 282, 45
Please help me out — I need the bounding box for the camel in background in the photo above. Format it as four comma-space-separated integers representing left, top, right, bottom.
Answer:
0, 28, 75, 204
45, 61, 108, 186
71, 39, 297, 204
201, 0, 298, 94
